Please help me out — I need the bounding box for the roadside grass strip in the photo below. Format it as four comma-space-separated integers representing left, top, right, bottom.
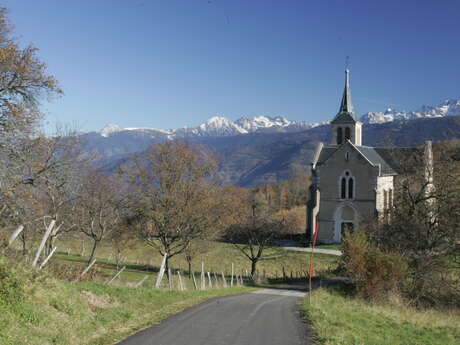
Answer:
0, 256, 253, 345
302, 284, 460, 345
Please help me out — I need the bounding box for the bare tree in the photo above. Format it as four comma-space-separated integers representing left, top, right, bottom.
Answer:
127, 141, 217, 276
0, 6, 62, 245
75, 171, 123, 264
366, 141, 460, 306
227, 189, 286, 278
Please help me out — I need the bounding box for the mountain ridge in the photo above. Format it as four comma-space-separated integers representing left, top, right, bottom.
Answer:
77, 99, 460, 187
97, 98, 460, 139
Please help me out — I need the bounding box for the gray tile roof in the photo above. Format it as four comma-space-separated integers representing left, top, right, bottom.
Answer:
331, 111, 357, 123
355, 146, 397, 175
315, 144, 406, 176
316, 147, 337, 164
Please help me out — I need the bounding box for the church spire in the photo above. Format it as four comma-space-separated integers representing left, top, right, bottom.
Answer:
330, 69, 362, 146
331, 69, 357, 123
339, 69, 354, 114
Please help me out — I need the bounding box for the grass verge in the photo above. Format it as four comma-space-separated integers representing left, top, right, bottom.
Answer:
302, 284, 460, 345
0, 256, 253, 345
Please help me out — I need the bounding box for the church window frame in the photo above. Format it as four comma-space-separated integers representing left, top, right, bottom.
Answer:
348, 177, 354, 199
339, 170, 355, 200
341, 177, 346, 199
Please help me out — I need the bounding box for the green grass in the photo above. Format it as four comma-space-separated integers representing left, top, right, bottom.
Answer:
0, 255, 253, 345
302, 284, 460, 345
54, 239, 339, 283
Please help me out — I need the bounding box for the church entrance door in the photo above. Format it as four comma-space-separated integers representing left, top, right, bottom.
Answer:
334, 205, 357, 243
341, 222, 354, 239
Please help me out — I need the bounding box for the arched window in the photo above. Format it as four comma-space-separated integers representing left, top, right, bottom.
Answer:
341, 177, 346, 199
337, 127, 343, 145
345, 127, 351, 141
339, 171, 355, 200
348, 178, 354, 199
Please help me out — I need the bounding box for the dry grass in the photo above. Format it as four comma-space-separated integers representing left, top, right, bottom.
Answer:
54, 238, 338, 283
303, 284, 460, 345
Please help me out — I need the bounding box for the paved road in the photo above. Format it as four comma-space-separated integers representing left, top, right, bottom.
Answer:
277, 240, 342, 256
283, 246, 342, 256
116, 288, 311, 345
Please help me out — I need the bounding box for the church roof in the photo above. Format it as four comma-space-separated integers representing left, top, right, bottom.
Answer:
355, 146, 397, 175
333, 111, 357, 123
314, 143, 402, 176
331, 69, 358, 123
316, 147, 337, 165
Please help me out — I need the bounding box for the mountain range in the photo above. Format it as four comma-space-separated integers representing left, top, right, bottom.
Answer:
79, 99, 460, 187
97, 98, 460, 139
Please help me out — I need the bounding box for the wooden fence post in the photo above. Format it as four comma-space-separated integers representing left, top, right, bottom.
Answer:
200, 262, 205, 290
8, 225, 24, 247
192, 272, 198, 290
168, 268, 173, 290
106, 266, 125, 285
155, 253, 167, 288
207, 272, 213, 288
39, 246, 57, 269
221, 272, 227, 288
231, 263, 234, 286
213, 272, 219, 288
135, 275, 149, 288
177, 271, 184, 291
32, 220, 55, 267
80, 259, 97, 278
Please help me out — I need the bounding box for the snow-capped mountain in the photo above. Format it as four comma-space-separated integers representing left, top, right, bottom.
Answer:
99, 115, 322, 139
97, 98, 460, 139
360, 99, 460, 124
100, 124, 123, 137
235, 115, 291, 131
173, 116, 248, 137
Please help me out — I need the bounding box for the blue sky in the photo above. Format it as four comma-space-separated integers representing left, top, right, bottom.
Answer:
4, 0, 460, 131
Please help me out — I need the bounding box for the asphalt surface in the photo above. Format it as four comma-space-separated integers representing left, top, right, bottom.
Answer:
116, 288, 311, 345
283, 246, 342, 256
277, 240, 342, 256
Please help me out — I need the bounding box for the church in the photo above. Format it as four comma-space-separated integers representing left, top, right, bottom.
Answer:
306, 70, 432, 243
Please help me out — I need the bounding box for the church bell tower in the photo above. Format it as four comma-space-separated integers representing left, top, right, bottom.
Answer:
331, 69, 362, 146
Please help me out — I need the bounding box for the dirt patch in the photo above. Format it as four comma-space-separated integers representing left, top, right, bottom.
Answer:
81, 290, 118, 310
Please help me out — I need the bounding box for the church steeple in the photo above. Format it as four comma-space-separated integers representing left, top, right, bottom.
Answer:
330, 69, 362, 146
332, 69, 357, 123
339, 69, 354, 115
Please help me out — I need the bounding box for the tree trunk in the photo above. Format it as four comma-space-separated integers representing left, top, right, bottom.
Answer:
251, 260, 258, 278
165, 255, 170, 281
20, 232, 27, 255
88, 239, 98, 264
46, 236, 55, 256
188, 259, 192, 279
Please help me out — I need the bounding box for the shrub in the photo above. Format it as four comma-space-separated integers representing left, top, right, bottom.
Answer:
341, 231, 408, 300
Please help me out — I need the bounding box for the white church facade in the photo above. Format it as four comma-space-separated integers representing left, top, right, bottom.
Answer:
306, 70, 431, 243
